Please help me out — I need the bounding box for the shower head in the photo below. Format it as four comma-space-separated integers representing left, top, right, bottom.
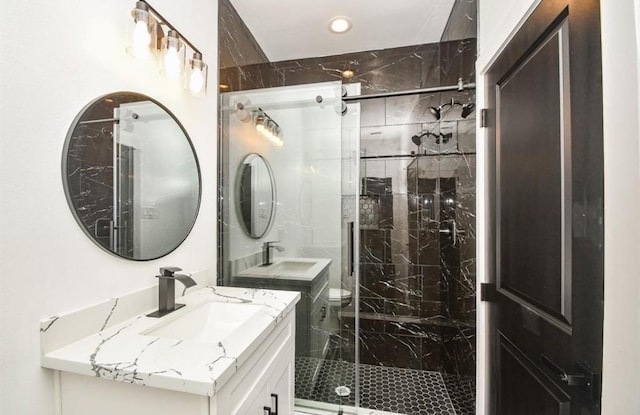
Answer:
461, 103, 475, 119
429, 98, 460, 120
430, 99, 474, 120
411, 131, 439, 146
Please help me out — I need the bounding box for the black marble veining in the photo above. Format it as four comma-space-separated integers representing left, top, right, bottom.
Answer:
220, 38, 476, 94
350, 87, 477, 377
218, 0, 268, 70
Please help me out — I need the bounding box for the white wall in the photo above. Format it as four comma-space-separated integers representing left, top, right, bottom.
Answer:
600, 1, 640, 412
477, 0, 640, 413
0, 1, 217, 414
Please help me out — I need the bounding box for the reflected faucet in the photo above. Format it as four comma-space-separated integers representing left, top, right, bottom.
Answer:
147, 267, 197, 318
262, 241, 285, 266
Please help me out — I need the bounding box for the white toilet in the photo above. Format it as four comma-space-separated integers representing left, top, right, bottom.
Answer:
329, 288, 352, 309
328, 288, 353, 341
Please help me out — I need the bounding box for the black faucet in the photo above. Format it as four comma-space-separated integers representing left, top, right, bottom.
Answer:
262, 241, 284, 266
147, 267, 197, 318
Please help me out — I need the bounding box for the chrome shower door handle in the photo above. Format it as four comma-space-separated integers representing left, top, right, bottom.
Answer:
439, 219, 467, 247
439, 220, 458, 246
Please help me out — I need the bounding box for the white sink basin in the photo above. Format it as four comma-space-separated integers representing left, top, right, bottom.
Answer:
142, 301, 265, 344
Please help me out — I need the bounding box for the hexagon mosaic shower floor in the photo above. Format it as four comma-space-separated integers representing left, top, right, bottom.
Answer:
295, 357, 475, 415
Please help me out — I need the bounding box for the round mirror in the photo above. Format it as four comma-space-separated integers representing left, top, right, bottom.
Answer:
235, 153, 276, 238
62, 92, 201, 260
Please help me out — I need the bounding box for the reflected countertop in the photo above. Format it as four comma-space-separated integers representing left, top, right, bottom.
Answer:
234, 256, 332, 283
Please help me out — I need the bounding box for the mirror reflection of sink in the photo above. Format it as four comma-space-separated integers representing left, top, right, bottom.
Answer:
235, 257, 332, 282
265, 260, 316, 274
142, 301, 265, 344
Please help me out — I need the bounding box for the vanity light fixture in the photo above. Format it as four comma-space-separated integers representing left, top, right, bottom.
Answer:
160, 30, 185, 81
188, 52, 208, 96
127, 1, 209, 95
127, 2, 157, 59
254, 109, 283, 146
328, 16, 352, 34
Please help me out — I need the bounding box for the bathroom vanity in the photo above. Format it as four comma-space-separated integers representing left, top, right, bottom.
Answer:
232, 257, 332, 362
40, 286, 299, 415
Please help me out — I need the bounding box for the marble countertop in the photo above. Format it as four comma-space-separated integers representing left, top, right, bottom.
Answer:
40, 286, 300, 397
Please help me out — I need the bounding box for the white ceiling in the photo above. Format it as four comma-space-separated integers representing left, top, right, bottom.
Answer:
229, 0, 457, 62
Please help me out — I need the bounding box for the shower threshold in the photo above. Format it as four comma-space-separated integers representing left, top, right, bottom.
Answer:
295, 400, 400, 415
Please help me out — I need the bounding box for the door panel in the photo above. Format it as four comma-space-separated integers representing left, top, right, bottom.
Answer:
486, 0, 604, 414
498, 332, 570, 415
497, 24, 568, 324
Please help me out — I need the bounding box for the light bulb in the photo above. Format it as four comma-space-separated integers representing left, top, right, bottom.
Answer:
164, 46, 181, 80
132, 20, 151, 57
189, 68, 204, 93
160, 31, 184, 80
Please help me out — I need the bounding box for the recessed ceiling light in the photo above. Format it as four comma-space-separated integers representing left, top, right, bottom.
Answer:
328, 16, 352, 34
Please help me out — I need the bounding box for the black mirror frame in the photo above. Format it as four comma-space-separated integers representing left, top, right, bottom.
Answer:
61, 91, 202, 261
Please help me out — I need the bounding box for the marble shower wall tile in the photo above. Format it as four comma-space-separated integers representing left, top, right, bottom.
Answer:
219, 27, 475, 94
358, 91, 476, 376
440, 39, 477, 86
218, 0, 268, 69
360, 98, 386, 127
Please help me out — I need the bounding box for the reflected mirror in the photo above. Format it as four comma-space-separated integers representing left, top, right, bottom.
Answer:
235, 153, 276, 238
62, 92, 201, 261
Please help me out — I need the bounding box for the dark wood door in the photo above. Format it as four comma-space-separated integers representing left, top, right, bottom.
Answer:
485, 0, 604, 414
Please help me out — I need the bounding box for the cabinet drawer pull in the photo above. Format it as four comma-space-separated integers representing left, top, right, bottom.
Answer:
270, 393, 279, 414
263, 406, 271, 415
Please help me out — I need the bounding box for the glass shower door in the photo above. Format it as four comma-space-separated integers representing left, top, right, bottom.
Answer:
220, 81, 359, 414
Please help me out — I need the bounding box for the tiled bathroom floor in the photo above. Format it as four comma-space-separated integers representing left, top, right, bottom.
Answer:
295, 357, 475, 415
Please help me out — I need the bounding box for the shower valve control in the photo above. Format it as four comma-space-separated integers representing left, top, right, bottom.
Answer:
439, 220, 465, 246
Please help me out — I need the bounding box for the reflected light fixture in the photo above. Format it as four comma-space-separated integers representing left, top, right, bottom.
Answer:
341, 60, 358, 79
254, 109, 283, 146
127, 1, 208, 95
235, 103, 251, 122
328, 16, 352, 34
342, 69, 355, 79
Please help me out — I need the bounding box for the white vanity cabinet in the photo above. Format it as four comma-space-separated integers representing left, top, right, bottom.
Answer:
56, 311, 294, 415
41, 287, 299, 415
217, 310, 295, 415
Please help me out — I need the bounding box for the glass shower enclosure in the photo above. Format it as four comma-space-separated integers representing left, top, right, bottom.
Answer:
220, 81, 477, 415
